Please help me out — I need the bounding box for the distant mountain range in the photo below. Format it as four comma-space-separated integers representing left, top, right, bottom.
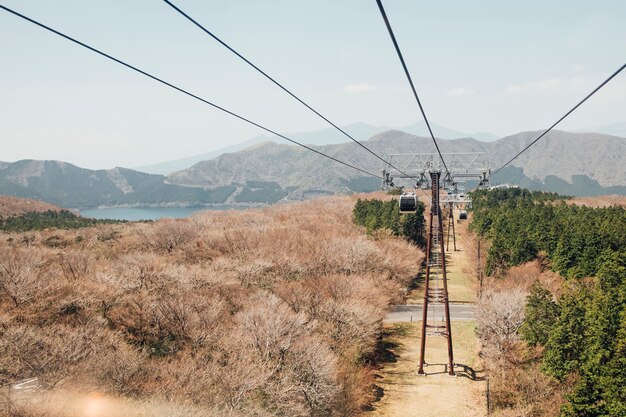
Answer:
1, 129, 624, 208
0, 160, 235, 209
167, 129, 626, 200
577, 121, 626, 138
134, 121, 499, 175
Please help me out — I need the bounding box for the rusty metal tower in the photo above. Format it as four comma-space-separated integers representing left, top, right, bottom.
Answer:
418, 170, 455, 375
382, 152, 490, 376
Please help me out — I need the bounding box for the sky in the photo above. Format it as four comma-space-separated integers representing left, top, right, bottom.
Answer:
1, 0, 625, 169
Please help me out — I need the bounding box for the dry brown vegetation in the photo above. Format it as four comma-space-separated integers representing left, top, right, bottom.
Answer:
570, 194, 626, 208
0, 195, 62, 217
0, 195, 423, 416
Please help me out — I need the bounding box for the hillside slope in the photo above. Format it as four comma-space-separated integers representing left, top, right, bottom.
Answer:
486, 130, 626, 187
0, 195, 62, 217
168, 129, 626, 197
0, 160, 235, 208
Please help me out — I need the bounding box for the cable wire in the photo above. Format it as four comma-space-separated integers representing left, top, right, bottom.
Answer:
162, 0, 420, 184
0, 4, 384, 181
492, 62, 626, 176
375, 0, 450, 175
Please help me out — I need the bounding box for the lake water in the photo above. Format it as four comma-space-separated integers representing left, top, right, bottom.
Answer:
80, 206, 245, 221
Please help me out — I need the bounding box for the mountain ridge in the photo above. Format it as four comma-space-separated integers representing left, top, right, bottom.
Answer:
0, 160, 236, 209
167, 129, 625, 194
134, 121, 500, 175
1, 129, 624, 207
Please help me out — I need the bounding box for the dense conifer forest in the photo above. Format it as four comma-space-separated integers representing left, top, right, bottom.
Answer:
0, 210, 122, 232
352, 198, 426, 246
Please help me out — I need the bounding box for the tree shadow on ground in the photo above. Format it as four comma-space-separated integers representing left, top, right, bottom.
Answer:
365, 323, 413, 407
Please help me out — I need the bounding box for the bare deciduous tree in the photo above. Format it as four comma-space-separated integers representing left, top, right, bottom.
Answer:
476, 287, 527, 359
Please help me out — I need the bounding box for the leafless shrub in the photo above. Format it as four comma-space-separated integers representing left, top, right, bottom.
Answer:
319, 236, 386, 275
114, 252, 170, 291
86, 271, 131, 320
155, 291, 226, 349
146, 220, 199, 253
161, 262, 224, 290
57, 250, 94, 281
264, 336, 339, 416
475, 258, 566, 416
0, 323, 108, 388
88, 338, 147, 395
233, 258, 276, 288
0, 248, 46, 307
20, 234, 36, 248
213, 294, 340, 416
236, 293, 308, 362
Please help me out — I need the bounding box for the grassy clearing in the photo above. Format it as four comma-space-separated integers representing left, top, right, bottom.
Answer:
368, 322, 485, 417
446, 247, 477, 303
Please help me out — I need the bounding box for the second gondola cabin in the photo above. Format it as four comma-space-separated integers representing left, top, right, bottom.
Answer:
399, 192, 417, 213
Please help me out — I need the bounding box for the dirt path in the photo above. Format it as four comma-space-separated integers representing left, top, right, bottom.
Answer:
370, 218, 486, 417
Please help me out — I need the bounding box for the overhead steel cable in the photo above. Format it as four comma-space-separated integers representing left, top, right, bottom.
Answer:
0, 4, 384, 181
375, 0, 450, 175
162, 0, 421, 184
492, 62, 626, 176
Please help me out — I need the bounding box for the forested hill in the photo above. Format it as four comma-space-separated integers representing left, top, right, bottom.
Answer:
0, 160, 235, 208
470, 188, 626, 415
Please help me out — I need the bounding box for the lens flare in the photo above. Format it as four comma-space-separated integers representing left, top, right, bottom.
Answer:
83, 392, 106, 417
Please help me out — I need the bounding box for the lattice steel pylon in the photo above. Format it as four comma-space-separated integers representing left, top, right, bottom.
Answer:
418, 170, 455, 376
381, 153, 489, 376
446, 202, 457, 252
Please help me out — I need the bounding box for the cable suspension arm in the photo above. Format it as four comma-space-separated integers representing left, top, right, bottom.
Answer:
0, 4, 384, 180
375, 0, 450, 175
492, 62, 626, 176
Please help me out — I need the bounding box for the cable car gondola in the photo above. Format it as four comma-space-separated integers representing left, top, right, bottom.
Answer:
399, 192, 417, 213
458, 210, 467, 220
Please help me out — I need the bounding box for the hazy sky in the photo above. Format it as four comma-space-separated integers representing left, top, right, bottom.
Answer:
1, 0, 625, 169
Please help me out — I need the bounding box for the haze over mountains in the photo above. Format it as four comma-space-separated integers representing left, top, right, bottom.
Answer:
135, 121, 500, 175
0, 127, 624, 208
577, 121, 626, 138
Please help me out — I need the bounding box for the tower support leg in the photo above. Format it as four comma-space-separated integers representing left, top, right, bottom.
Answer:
418, 208, 434, 375
446, 203, 457, 252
